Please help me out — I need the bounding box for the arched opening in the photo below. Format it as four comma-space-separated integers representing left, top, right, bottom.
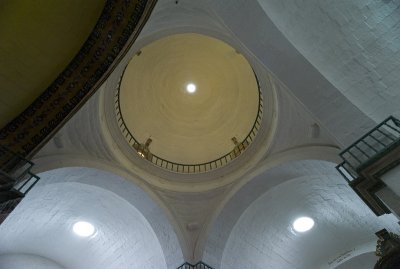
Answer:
204, 159, 400, 268
0, 167, 183, 269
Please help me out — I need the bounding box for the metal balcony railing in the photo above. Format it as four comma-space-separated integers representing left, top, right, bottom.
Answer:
0, 145, 40, 224
336, 116, 400, 182
177, 262, 214, 269
0, 145, 39, 192
0, 145, 34, 188
0, 197, 22, 224
114, 71, 263, 174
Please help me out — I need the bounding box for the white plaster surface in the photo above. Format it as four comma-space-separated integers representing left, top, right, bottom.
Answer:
206, 0, 375, 147
34, 167, 183, 269
18, 1, 400, 267
0, 254, 63, 269
204, 160, 339, 267
257, 0, 400, 122
335, 252, 378, 269
0, 179, 168, 269
268, 79, 339, 154
36, 167, 183, 268
219, 172, 399, 269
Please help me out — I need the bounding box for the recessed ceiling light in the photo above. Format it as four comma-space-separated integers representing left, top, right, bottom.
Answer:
186, 83, 196, 93
73, 221, 95, 237
292, 217, 314, 233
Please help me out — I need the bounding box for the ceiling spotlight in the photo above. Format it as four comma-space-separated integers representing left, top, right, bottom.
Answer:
292, 217, 315, 233
73, 221, 95, 237
186, 83, 196, 93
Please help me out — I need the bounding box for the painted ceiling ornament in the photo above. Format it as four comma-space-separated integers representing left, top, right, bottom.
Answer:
374, 229, 400, 269
0, 0, 157, 158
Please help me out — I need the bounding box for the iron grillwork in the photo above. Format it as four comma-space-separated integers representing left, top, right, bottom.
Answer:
114, 72, 263, 174
177, 262, 214, 269
336, 116, 400, 182
0, 145, 40, 224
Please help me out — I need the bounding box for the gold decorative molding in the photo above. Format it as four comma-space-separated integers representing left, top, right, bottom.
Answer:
0, 0, 157, 159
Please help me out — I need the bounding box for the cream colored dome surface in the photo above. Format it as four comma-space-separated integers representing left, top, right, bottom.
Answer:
118, 33, 260, 166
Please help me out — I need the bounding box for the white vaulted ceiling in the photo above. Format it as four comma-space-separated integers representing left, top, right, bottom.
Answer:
218, 164, 399, 269
206, 0, 376, 146
0, 167, 181, 269
256, 0, 400, 122
2, 0, 400, 268
0, 254, 63, 269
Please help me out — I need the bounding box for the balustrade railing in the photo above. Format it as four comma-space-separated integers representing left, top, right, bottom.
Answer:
177, 262, 214, 269
336, 116, 400, 182
0, 145, 40, 224
115, 73, 263, 174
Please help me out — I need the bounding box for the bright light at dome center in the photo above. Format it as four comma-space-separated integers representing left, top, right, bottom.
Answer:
73, 221, 95, 237
186, 83, 196, 93
292, 217, 314, 233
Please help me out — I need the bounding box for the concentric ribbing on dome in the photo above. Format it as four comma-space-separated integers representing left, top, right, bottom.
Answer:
115, 34, 263, 173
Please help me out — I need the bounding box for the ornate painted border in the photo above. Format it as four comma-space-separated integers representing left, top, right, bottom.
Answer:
0, 0, 157, 159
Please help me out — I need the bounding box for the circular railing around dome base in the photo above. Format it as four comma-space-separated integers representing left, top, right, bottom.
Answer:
114, 74, 263, 174
177, 261, 214, 269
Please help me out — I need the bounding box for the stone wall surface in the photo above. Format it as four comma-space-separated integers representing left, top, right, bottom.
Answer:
0, 179, 168, 269
257, 0, 400, 122
220, 173, 400, 269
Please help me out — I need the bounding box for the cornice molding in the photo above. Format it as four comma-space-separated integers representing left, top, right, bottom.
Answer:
0, 0, 157, 159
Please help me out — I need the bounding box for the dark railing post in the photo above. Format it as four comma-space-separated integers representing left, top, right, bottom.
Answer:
176, 261, 215, 269
0, 145, 40, 225
114, 69, 264, 174
336, 116, 400, 217
336, 116, 400, 182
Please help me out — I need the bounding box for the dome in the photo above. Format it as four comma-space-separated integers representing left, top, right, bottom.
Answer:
116, 33, 262, 173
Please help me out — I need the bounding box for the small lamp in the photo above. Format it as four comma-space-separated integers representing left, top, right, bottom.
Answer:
137, 138, 152, 160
